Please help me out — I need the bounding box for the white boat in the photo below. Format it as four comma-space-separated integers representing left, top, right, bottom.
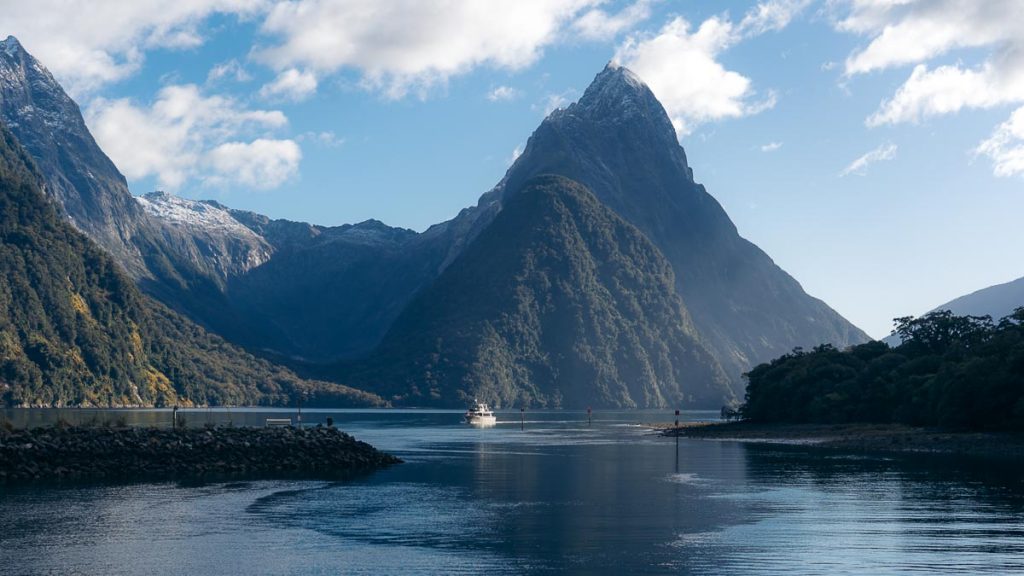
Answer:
464, 401, 497, 426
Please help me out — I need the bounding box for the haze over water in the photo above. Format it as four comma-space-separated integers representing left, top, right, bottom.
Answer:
1, 409, 1022, 575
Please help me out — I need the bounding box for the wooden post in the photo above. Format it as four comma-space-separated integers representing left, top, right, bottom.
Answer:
587, 407, 592, 426
172, 405, 178, 431
520, 407, 525, 431
675, 409, 680, 429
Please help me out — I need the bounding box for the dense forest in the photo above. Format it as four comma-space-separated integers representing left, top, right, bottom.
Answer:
0, 124, 384, 408
742, 309, 1024, 430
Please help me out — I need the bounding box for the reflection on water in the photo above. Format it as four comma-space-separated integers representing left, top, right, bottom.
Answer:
1, 409, 1022, 575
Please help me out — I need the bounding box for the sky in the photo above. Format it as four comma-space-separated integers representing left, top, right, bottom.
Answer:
4, 0, 1024, 339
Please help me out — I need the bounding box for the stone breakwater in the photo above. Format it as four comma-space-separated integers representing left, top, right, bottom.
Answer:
0, 425, 402, 483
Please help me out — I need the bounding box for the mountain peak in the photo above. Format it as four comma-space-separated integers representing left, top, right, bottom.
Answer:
2, 36, 22, 57
599, 61, 648, 89
566, 62, 666, 124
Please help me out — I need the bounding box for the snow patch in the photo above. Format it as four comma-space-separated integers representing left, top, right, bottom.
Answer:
137, 192, 264, 241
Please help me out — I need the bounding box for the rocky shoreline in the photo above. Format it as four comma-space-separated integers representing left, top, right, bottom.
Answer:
657, 421, 1024, 460
0, 425, 401, 484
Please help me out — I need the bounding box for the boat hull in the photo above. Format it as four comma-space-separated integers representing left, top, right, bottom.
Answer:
465, 415, 497, 426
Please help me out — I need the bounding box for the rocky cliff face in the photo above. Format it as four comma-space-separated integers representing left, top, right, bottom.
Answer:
136, 192, 273, 279
0, 35, 153, 275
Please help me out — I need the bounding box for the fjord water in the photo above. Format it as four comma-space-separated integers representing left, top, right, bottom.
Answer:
1, 410, 1022, 575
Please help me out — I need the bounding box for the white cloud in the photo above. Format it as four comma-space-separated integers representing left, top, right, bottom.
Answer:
206, 139, 301, 189
297, 131, 345, 147
833, 0, 1024, 176
259, 68, 319, 101
838, 0, 1022, 76
3, 0, 267, 95
207, 59, 252, 83
507, 145, 523, 166
839, 142, 897, 176
975, 106, 1024, 177
866, 61, 1024, 126
85, 84, 294, 190
738, 0, 813, 36
761, 141, 783, 152
614, 9, 783, 136
537, 90, 577, 115
255, 0, 601, 99
486, 85, 522, 102
572, 0, 654, 41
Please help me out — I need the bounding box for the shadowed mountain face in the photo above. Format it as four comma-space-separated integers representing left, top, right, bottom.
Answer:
0, 123, 384, 408
342, 176, 735, 409
479, 64, 870, 380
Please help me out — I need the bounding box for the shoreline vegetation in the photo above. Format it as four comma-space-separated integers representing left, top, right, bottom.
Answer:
742, 310, 1024, 431
0, 423, 401, 484
654, 421, 1024, 459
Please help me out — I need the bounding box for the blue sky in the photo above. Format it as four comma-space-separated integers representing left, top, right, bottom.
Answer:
5, 0, 1024, 339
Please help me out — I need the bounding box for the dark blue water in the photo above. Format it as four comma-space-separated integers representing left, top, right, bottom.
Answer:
2, 409, 1023, 575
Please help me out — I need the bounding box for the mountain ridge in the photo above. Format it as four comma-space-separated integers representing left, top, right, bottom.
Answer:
883, 275, 1024, 346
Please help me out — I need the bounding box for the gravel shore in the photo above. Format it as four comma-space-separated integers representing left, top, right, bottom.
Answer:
0, 425, 401, 484
656, 421, 1024, 459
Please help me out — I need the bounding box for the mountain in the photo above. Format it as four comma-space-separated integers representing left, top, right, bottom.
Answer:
135, 192, 273, 279
341, 176, 734, 408
0, 35, 151, 275
0, 36, 437, 362
0, 35, 869, 404
928, 276, 1024, 321
0, 36, 266, 308
0, 122, 383, 408
133, 190, 443, 360
469, 64, 869, 381
883, 275, 1024, 346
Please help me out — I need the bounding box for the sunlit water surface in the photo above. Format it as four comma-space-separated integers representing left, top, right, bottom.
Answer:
1, 409, 1022, 575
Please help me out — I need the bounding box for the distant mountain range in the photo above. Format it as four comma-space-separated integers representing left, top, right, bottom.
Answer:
0, 36, 869, 408
883, 276, 1024, 346
929, 276, 1024, 321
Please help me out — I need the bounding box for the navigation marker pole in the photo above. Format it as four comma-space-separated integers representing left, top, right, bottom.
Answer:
521, 407, 525, 431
